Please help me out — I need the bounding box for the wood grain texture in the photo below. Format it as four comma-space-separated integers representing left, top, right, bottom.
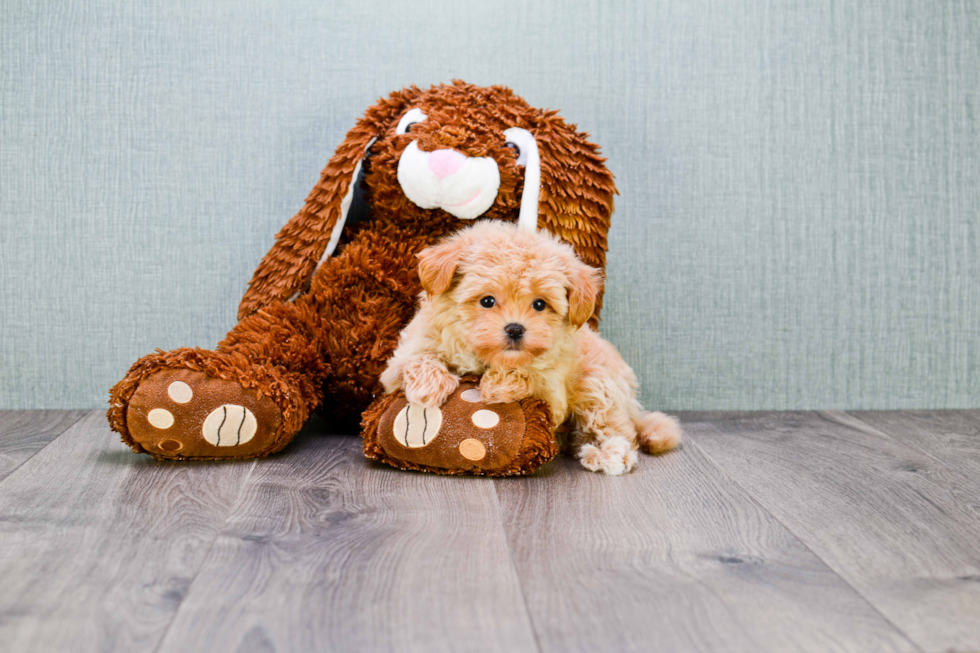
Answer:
492, 448, 915, 653
155, 431, 538, 653
685, 411, 980, 653
0, 410, 86, 482
847, 410, 980, 479
5, 410, 980, 652
0, 411, 256, 653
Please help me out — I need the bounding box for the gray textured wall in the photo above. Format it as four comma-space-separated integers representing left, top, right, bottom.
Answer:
1, 0, 978, 410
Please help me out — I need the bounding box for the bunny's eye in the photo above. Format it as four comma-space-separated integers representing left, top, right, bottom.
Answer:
532, 299, 546, 312
502, 128, 533, 167
396, 108, 427, 135
480, 296, 496, 308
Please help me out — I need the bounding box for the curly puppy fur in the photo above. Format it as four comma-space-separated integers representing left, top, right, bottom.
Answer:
108, 81, 617, 459
381, 221, 682, 475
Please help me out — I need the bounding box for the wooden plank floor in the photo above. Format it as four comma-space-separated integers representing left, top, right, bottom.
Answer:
0, 410, 978, 653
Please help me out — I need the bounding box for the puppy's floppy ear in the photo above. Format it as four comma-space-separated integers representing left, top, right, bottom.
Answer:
238, 86, 422, 320
417, 234, 471, 296
567, 259, 604, 328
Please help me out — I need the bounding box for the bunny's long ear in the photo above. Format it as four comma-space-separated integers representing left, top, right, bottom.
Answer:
532, 113, 617, 325
238, 87, 421, 320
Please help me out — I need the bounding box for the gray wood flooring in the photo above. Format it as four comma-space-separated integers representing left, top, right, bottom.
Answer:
0, 410, 977, 653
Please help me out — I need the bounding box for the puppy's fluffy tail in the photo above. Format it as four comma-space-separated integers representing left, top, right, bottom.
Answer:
636, 410, 682, 454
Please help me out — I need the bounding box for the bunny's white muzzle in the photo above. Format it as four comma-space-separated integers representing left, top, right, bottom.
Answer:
397, 141, 501, 220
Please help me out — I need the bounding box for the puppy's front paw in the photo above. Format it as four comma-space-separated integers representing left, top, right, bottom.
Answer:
479, 368, 532, 404
402, 356, 459, 408
577, 436, 638, 476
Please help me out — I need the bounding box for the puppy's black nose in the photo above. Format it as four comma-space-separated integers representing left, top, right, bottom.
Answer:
504, 323, 525, 339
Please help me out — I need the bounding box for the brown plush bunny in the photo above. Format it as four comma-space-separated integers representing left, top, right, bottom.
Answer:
107, 81, 616, 473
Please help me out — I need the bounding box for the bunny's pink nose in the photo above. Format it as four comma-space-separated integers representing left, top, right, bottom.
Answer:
428, 149, 466, 180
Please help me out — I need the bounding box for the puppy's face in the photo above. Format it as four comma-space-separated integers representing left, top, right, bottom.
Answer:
418, 222, 603, 369
454, 264, 571, 368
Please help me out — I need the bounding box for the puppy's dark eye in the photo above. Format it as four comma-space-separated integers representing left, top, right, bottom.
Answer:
504, 142, 521, 158
480, 296, 496, 308
404, 122, 418, 133
532, 299, 547, 312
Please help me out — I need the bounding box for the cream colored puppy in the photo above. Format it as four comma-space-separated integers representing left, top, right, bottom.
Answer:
380, 221, 681, 475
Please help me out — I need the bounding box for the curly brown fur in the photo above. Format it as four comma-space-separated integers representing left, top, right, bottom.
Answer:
109, 80, 616, 461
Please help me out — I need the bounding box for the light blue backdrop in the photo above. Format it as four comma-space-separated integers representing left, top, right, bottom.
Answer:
1, 0, 978, 410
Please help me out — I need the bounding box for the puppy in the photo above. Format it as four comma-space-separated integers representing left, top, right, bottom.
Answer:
380, 221, 681, 475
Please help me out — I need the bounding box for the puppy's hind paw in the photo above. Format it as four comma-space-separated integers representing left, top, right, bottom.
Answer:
577, 444, 605, 472
577, 436, 638, 476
